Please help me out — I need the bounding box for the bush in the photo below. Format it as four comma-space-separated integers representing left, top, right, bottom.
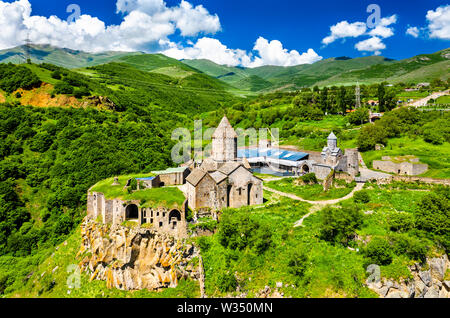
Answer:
390, 234, 428, 263
53, 82, 74, 95
217, 272, 237, 293
218, 211, 272, 254
73, 87, 90, 99
51, 71, 62, 80
287, 250, 308, 279
423, 128, 444, 145
364, 237, 393, 266
319, 205, 364, 245
300, 173, 317, 184
353, 190, 370, 204
415, 192, 449, 236
388, 212, 414, 232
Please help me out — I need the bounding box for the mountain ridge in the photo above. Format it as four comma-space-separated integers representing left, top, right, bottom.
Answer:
1, 44, 448, 93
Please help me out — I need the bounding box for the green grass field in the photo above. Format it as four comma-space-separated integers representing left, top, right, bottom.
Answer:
265, 178, 356, 201
90, 174, 186, 208
361, 136, 450, 179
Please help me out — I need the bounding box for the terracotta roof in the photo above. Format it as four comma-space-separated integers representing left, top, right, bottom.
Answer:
186, 168, 207, 186
218, 162, 241, 175
209, 171, 228, 184
212, 116, 238, 139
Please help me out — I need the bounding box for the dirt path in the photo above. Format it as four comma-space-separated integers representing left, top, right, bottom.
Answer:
263, 183, 365, 227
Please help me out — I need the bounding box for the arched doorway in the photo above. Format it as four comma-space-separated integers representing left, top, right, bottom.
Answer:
227, 185, 232, 207
247, 183, 253, 206
126, 204, 139, 220
169, 210, 181, 229
302, 164, 310, 174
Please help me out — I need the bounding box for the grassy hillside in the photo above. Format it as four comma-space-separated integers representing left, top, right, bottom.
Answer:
317, 49, 450, 86
184, 50, 449, 91
0, 44, 142, 69
183, 56, 394, 91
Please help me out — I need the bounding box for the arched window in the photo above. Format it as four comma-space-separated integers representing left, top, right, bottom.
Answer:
169, 210, 181, 221
125, 204, 139, 220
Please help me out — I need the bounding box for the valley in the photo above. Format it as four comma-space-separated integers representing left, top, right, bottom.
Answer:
0, 45, 448, 299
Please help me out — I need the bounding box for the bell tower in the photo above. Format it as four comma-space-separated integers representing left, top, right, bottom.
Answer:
211, 116, 237, 162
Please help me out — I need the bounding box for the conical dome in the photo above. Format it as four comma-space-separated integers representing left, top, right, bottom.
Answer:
212, 116, 238, 139
328, 132, 337, 140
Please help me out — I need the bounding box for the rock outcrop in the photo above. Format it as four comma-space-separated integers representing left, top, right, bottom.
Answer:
367, 254, 449, 298
77, 219, 200, 291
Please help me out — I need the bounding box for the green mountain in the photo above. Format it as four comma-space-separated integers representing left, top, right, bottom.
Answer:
183, 50, 449, 91
316, 48, 450, 86
0, 44, 143, 68
1, 44, 448, 93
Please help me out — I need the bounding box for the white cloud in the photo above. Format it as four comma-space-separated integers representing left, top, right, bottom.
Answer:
322, 21, 367, 45
250, 37, 322, 67
163, 36, 322, 68
406, 26, 420, 38
163, 37, 251, 66
368, 14, 397, 38
426, 5, 450, 40
355, 36, 386, 55
322, 14, 397, 56
0, 0, 221, 53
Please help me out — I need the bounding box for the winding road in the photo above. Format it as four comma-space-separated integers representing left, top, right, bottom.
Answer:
263, 183, 365, 227
407, 89, 449, 107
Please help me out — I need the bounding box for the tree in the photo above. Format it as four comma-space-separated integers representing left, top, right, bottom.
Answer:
353, 190, 370, 203
357, 124, 388, 151
377, 84, 386, 112
347, 108, 369, 125
364, 237, 393, 265
319, 205, 363, 245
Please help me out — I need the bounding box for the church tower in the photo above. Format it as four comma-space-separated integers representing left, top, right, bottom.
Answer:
211, 116, 237, 162
327, 132, 338, 150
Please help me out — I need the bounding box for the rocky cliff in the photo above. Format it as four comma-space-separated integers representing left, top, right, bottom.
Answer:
76, 219, 200, 291
367, 254, 450, 298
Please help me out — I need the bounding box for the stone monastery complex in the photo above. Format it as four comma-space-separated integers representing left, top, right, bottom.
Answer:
87, 116, 360, 238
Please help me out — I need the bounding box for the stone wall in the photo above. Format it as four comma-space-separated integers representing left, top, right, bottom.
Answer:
367, 254, 449, 298
87, 192, 188, 238
312, 164, 333, 180
392, 175, 450, 185
335, 172, 355, 183
77, 220, 200, 291
322, 170, 334, 192
345, 148, 360, 177
158, 170, 189, 186
373, 160, 428, 176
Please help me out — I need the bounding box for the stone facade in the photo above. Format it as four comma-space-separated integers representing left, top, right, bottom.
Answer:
86, 191, 188, 238
305, 134, 359, 180
373, 157, 428, 176
185, 116, 264, 212
211, 116, 238, 162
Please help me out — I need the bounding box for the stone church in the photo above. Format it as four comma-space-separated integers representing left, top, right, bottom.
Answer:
185, 116, 264, 211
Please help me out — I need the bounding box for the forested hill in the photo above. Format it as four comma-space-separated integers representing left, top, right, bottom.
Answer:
0, 59, 239, 115
183, 48, 450, 91
1, 44, 449, 94
0, 55, 240, 293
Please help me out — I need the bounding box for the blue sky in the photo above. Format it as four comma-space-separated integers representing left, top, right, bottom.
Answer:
0, 0, 449, 66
